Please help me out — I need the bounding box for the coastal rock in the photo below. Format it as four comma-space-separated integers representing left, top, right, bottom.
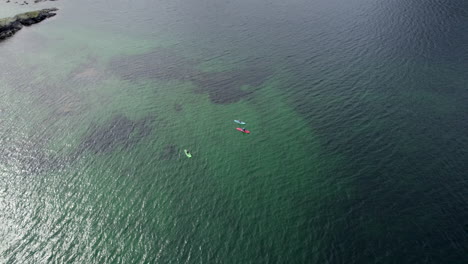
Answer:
0, 8, 58, 40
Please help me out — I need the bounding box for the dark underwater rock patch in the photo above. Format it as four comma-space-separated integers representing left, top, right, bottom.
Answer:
189, 67, 271, 104
0, 115, 155, 176
77, 115, 154, 154
109, 50, 272, 104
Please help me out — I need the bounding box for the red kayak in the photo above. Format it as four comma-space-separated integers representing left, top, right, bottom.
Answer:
236, 128, 250, 134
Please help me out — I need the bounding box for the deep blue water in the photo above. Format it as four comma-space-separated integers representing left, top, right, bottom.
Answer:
0, 0, 467, 263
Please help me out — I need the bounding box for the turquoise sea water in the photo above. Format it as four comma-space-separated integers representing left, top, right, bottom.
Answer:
0, 0, 467, 263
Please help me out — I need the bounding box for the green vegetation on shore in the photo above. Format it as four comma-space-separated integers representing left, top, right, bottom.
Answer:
0, 8, 58, 39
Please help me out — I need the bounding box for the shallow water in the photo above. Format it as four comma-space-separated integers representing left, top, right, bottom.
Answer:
0, 0, 467, 263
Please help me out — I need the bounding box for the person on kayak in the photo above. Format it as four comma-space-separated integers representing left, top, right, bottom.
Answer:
242, 128, 246, 132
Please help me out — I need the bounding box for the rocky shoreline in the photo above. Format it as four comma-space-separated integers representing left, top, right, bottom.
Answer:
0, 8, 58, 40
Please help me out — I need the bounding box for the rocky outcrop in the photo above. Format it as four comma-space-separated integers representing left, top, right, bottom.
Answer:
0, 8, 58, 40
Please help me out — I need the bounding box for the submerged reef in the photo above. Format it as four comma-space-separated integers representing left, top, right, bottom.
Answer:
110, 51, 271, 104
77, 115, 155, 155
